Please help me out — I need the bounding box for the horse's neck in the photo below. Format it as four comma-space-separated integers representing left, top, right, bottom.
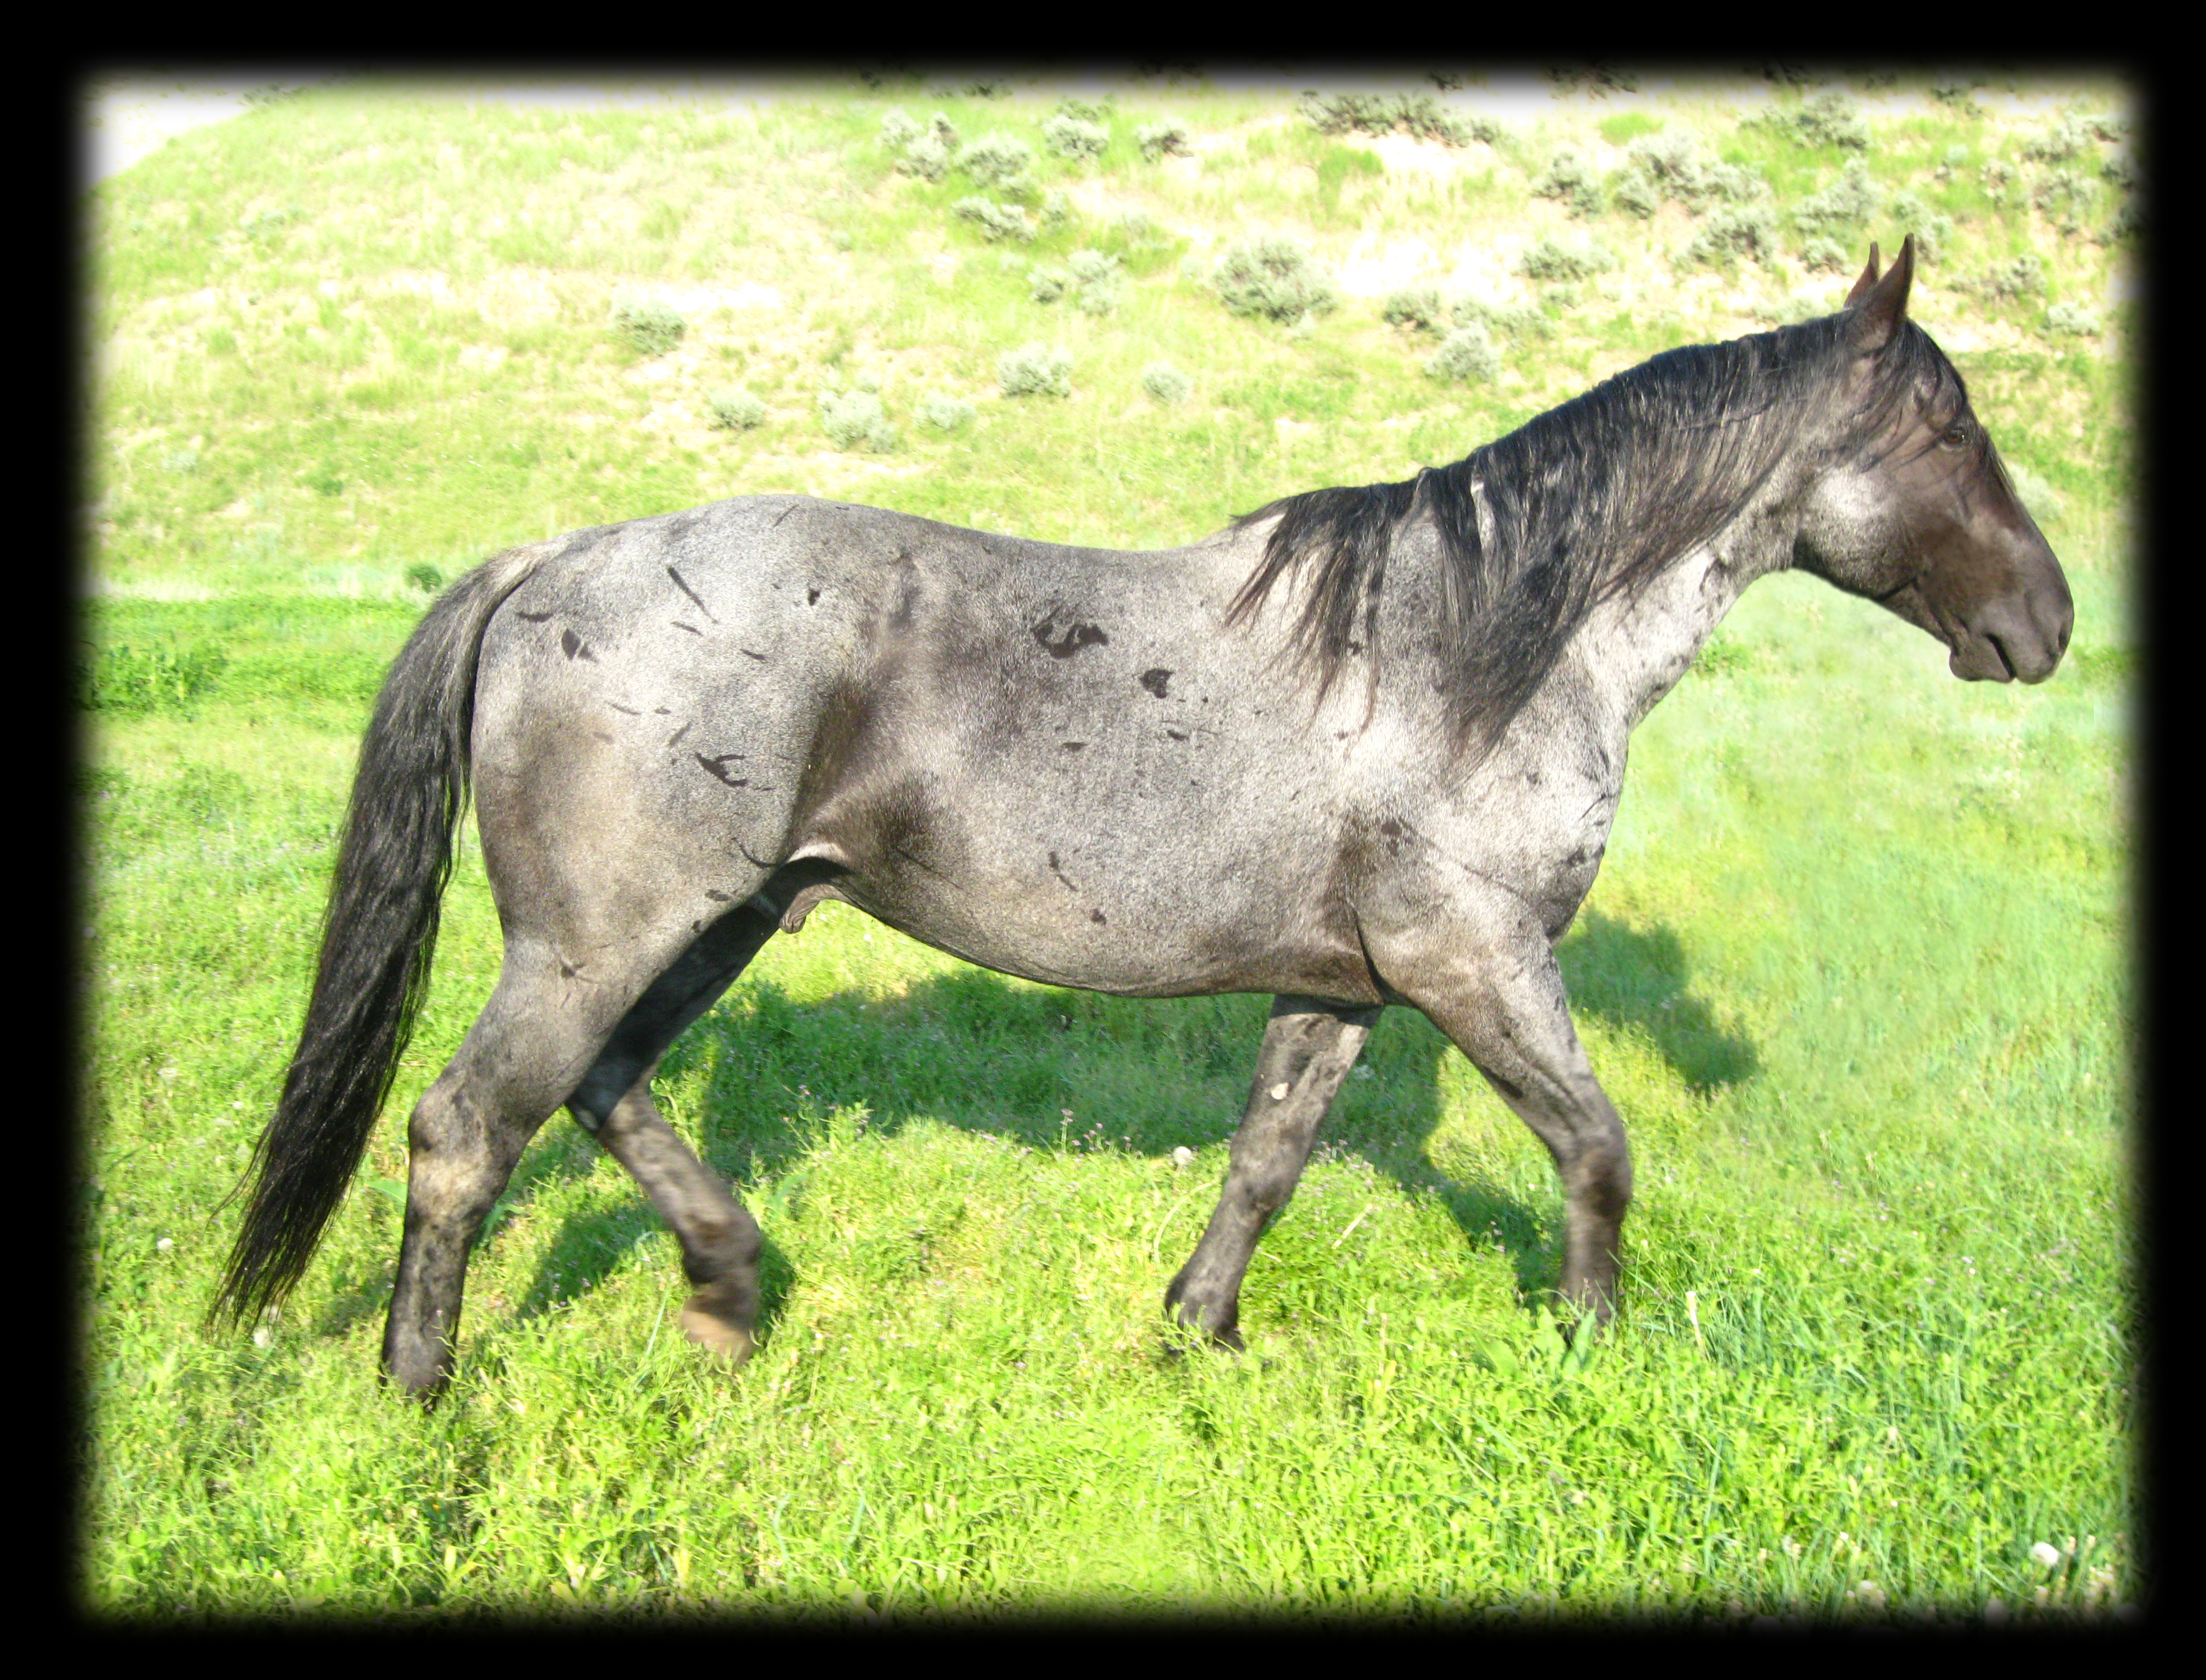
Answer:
1573, 508, 1794, 730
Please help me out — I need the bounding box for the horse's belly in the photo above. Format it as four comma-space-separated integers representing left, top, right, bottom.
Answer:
854, 894, 1380, 1003
823, 794, 1380, 1003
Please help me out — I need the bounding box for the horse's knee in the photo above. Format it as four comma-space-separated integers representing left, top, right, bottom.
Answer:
405, 1080, 468, 1155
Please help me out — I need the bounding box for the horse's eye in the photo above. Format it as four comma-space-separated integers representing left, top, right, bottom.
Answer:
1940, 421, 1971, 449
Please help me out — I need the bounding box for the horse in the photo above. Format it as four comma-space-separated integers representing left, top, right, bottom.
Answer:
212, 238, 2072, 1399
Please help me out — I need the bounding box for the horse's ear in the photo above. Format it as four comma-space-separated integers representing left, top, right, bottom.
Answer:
1844, 243, 1882, 307
1848, 234, 1914, 352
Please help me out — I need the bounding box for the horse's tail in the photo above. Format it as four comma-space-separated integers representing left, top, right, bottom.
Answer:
209, 545, 546, 1330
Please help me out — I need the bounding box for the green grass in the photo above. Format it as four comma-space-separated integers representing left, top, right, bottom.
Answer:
81, 73, 2136, 1622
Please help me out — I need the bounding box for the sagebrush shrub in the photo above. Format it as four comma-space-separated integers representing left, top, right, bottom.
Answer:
1631, 130, 1701, 187
1296, 90, 1494, 147
1974, 253, 2047, 300
998, 342, 1072, 398
1450, 296, 1543, 340
1793, 159, 1878, 243
819, 386, 897, 451
1680, 207, 1776, 267
2020, 115, 2098, 164
708, 388, 766, 430
1028, 266, 1067, 303
954, 197, 1035, 242
1066, 248, 1123, 315
879, 108, 923, 150
1382, 288, 1444, 331
897, 113, 959, 181
1042, 113, 1108, 160
959, 133, 1035, 194
1137, 122, 1190, 161
1880, 195, 1953, 265
2043, 302, 2103, 338
404, 562, 444, 594
2033, 169, 2097, 231
1627, 133, 1765, 214
1610, 167, 1661, 220
611, 299, 685, 356
1533, 148, 1605, 217
1801, 237, 1852, 273
917, 392, 976, 430
1212, 238, 1337, 323
1425, 323, 1500, 382
1758, 90, 1870, 151
1519, 235, 1616, 282
1140, 361, 1190, 403
900, 136, 953, 181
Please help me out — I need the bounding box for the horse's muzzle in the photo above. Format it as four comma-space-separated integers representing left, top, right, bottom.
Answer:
1949, 578, 2074, 683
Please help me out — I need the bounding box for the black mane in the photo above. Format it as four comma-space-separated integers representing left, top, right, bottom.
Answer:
1227, 311, 1968, 751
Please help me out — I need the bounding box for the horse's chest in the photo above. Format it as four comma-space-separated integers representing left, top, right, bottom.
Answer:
1416, 724, 1627, 941
1519, 763, 1623, 927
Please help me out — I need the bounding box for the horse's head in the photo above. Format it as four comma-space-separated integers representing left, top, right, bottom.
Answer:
1794, 237, 2073, 683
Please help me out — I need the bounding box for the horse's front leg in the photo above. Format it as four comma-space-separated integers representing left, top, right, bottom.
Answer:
1165, 994, 1380, 1349
1364, 880, 1633, 1333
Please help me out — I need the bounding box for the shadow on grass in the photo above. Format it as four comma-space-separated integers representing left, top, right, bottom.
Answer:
1558, 910, 1760, 1095
499, 905, 1756, 1346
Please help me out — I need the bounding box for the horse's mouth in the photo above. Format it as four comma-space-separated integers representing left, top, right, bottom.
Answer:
1951, 626, 2063, 683
1954, 634, 2018, 683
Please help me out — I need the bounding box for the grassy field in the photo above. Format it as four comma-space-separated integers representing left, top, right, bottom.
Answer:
80, 72, 2137, 1621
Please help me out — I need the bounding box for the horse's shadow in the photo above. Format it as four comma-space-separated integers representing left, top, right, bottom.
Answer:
512, 906, 1755, 1348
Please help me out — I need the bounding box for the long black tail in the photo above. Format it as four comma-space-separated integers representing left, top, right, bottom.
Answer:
210, 547, 544, 1329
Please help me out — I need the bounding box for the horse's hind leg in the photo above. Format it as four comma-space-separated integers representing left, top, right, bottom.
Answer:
1364, 885, 1633, 1336
384, 956, 648, 1397
1165, 995, 1380, 1349
384, 903, 779, 1397
563, 902, 782, 1366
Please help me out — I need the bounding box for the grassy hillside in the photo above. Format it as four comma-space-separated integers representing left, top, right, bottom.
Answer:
89, 73, 2134, 593
80, 72, 2137, 1621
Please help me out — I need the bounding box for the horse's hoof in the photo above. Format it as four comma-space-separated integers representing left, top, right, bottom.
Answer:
680, 1303, 755, 1366
1161, 1314, 1243, 1358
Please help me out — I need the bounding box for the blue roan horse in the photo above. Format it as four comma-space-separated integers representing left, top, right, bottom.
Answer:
216, 240, 2071, 1397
